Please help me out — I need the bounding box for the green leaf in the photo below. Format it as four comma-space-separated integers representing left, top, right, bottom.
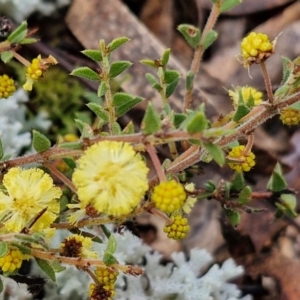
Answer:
0, 51, 13, 63
100, 225, 111, 239
174, 113, 187, 128
105, 234, 117, 254
113, 92, 144, 116
81, 49, 102, 62
186, 71, 194, 91
164, 70, 180, 84
161, 48, 170, 67
280, 56, 293, 86
267, 163, 287, 192
0, 138, 3, 159
202, 142, 225, 166
109, 61, 132, 78
141, 102, 162, 134
123, 121, 135, 134
145, 73, 162, 91
108, 37, 130, 52
112, 122, 122, 135
204, 180, 216, 192
180, 111, 208, 133
87, 103, 109, 122
232, 103, 250, 122
201, 30, 218, 50
0, 242, 8, 258
177, 24, 201, 49
0, 277, 3, 293
52, 260, 66, 273
70, 67, 100, 81
140, 59, 159, 68
224, 208, 241, 226
97, 81, 107, 97
7, 21, 27, 43
277, 193, 297, 217
103, 252, 118, 265
238, 186, 252, 204
35, 258, 56, 282
220, 0, 242, 12
63, 158, 77, 170
19, 37, 38, 45
32, 130, 51, 152
166, 77, 180, 98
11, 242, 31, 255
230, 172, 245, 191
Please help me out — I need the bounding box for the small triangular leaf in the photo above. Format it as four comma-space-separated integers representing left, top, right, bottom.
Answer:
87, 103, 109, 122
220, 0, 242, 12
224, 208, 241, 226
267, 163, 287, 192
108, 37, 130, 52
32, 130, 51, 152
230, 172, 245, 192
201, 30, 218, 50
71, 67, 100, 81
113, 92, 144, 116
103, 252, 118, 265
81, 49, 102, 62
203, 142, 225, 166
0, 51, 13, 63
232, 103, 250, 122
180, 111, 208, 133
177, 24, 201, 49
238, 186, 252, 204
141, 102, 161, 134
109, 61, 132, 78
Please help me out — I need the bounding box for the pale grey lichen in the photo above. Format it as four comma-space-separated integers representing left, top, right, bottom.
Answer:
0, 0, 71, 23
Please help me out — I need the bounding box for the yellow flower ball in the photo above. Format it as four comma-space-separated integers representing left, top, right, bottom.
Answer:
240, 32, 274, 67
0, 167, 62, 233
0, 74, 16, 99
0, 247, 30, 273
229, 86, 263, 108
72, 141, 149, 217
280, 108, 300, 126
163, 215, 190, 240
228, 145, 255, 172
151, 180, 186, 213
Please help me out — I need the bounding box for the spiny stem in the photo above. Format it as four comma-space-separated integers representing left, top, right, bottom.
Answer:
183, 3, 220, 113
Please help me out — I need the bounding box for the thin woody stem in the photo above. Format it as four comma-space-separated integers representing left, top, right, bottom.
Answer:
183, 3, 220, 113
44, 162, 77, 193
260, 61, 274, 103
146, 144, 166, 182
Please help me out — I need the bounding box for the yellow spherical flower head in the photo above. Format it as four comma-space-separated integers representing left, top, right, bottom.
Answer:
0, 247, 30, 274
229, 86, 263, 108
23, 55, 58, 91
164, 215, 190, 240
280, 108, 300, 126
240, 32, 274, 67
228, 145, 255, 172
0, 74, 16, 99
151, 180, 186, 213
0, 167, 62, 233
72, 141, 149, 217
60, 234, 98, 259
90, 266, 119, 297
